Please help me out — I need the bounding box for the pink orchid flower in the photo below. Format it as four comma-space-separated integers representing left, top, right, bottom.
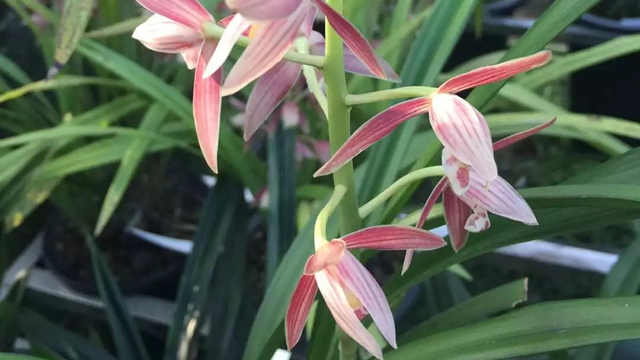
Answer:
402, 118, 556, 274
203, 0, 390, 96
286, 226, 446, 359
314, 51, 553, 186
132, 0, 223, 173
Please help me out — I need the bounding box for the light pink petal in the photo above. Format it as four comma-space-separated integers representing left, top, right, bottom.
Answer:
493, 117, 557, 151
464, 209, 491, 233
310, 40, 400, 82
342, 225, 446, 251
401, 251, 414, 276
336, 252, 396, 349
132, 15, 203, 54
181, 44, 202, 69
286, 274, 318, 350
244, 61, 301, 140
226, 0, 303, 21
304, 239, 346, 275
135, 0, 212, 30
312, 0, 385, 79
281, 102, 301, 128
429, 94, 497, 183
315, 269, 382, 359
221, 5, 308, 96
442, 148, 470, 196
438, 51, 552, 94
299, 5, 317, 37
315, 98, 430, 177
203, 14, 251, 78
443, 187, 471, 252
193, 42, 222, 173
460, 170, 538, 226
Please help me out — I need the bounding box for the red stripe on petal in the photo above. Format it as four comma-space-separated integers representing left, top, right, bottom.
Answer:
443, 187, 471, 252
343, 225, 446, 251
286, 274, 318, 350
438, 51, 552, 94
244, 61, 301, 140
493, 117, 556, 151
315, 98, 430, 177
336, 252, 396, 349
417, 176, 448, 228
135, 0, 212, 30
312, 0, 385, 79
193, 42, 222, 173
132, 15, 204, 54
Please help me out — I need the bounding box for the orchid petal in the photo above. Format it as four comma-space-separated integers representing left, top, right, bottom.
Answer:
226, 0, 303, 21
464, 209, 491, 233
181, 44, 202, 69
337, 252, 396, 349
429, 94, 497, 183
354, 306, 368, 320
312, 0, 385, 79
221, 7, 308, 96
315, 269, 382, 359
438, 51, 552, 94
493, 117, 556, 151
203, 14, 251, 78
193, 42, 222, 173
401, 251, 414, 276
342, 225, 446, 251
443, 187, 471, 252
442, 148, 470, 196
135, 0, 212, 31
244, 61, 301, 140
304, 239, 346, 275
132, 15, 203, 54
286, 274, 318, 350
281, 102, 301, 128
460, 170, 538, 226
315, 98, 430, 177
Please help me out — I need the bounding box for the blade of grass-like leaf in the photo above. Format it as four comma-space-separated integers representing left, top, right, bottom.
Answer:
164, 179, 248, 360
0, 76, 131, 104
84, 15, 149, 39
48, 0, 95, 77
94, 104, 168, 236
86, 234, 151, 360
385, 297, 640, 360
0, 54, 56, 116
0, 354, 48, 360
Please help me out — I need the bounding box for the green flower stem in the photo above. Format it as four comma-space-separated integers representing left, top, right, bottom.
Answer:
295, 38, 329, 116
314, 184, 347, 248
359, 166, 445, 219
345, 86, 438, 106
201, 22, 324, 68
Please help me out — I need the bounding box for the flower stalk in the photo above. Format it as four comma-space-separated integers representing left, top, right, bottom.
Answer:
345, 86, 438, 106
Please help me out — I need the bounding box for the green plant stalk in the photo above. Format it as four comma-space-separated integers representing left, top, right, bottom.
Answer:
345, 86, 438, 106
325, 0, 361, 358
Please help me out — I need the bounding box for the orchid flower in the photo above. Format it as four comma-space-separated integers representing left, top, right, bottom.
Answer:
314, 51, 553, 186
203, 0, 390, 96
402, 118, 556, 274
286, 225, 446, 359
132, 0, 222, 173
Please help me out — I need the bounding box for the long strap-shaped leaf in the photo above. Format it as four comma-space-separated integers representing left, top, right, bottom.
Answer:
49, 0, 96, 78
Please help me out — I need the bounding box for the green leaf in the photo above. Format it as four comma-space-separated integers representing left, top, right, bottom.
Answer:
94, 104, 168, 236
164, 179, 248, 360
0, 354, 48, 360
49, 0, 96, 77
0, 76, 131, 104
386, 296, 640, 360
86, 235, 151, 360
266, 124, 297, 282
84, 15, 149, 39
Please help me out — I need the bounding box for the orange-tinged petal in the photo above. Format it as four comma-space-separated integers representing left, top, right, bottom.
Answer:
443, 187, 471, 252
304, 239, 346, 275
286, 274, 318, 350
135, 0, 212, 31
342, 225, 446, 251
437, 51, 552, 95
193, 42, 222, 173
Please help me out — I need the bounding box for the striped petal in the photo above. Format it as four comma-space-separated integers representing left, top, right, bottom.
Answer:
181, 45, 202, 69
135, 0, 212, 30
336, 252, 396, 349
203, 13, 251, 78
429, 94, 497, 183
244, 61, 301, 140
493, 117, 556, 151
315, 269, 382, 359
442, 148, 470, 196
342, 225, 446, 251
443, 187, 471, 252
459, 170, 538, 226
132, 15, 203, 54
193, 42, 222, 173
438, 51, 552, 94
226, 0, 303, 21
286, 274, 318, 350
221, 7, 308, 96
312, 0, 385, 79
315, 98, 430, 177
464, 209, 491, 233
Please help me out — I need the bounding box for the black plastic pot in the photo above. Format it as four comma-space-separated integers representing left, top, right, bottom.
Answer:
483, 0, 527, 16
